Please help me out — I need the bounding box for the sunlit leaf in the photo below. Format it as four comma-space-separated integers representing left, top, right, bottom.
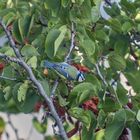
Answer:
17, 80, 29, 102
27, 56, 37, 68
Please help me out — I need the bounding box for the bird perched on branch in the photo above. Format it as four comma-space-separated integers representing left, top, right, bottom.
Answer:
44, 60, 85, 82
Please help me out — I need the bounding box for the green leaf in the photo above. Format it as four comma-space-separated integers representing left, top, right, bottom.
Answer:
69, 82, 96, 106
0, 117, 5, 133
136, 110, 140, 122
2, 65, 16, 79
58, 94, 69, 106
19, 93, 39, 113
102, 97, 120, 112
78, 90, 91, 104
105, 109, 126, 140
39, 80, 50, 96
12, 83, 39, 113
97, 110, 106, 128
61, 0, 70, 7
44, 0, 61, 16
2, 12, 15, 26
125, 109, 135, 123
21, 44, 39, 57
91, 0, 102, 23
85, 74, 101, 91
137, 24, 140, 32
16, 1, 30, 16
104, 3, 120, 17
69, 107, 91, 129
3, 86, 11, 100
17, 80, 29, 102
54, 25, 67, 56
82, 113, 96, 140
120, 0, 136, 14
130, 121, 140, 140
18, 15, 34, 40
108, 18, 122, 32
32, 118, 47, 134
12, 20, 22, 44
116, 82, 128, 105
4, 47, 15, 57
45, 136, 61, 140
125, 71, 140, 94
12, 83, 22, 101
71, 82, 96, 94
95, 30, 109, 42
75, 0, 85, 5
27, 56, 37, 68
108, 52, 126, 71
114, 39, 129, 56
95, 129, 105, 140
0, 90, 6, 106
70, 0, 92, 24
45, 29, 60, 58
58, 81, 68, 96
82, 39, 95, 56
122, 22, 132, 33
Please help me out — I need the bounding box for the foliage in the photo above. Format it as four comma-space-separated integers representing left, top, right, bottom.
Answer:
0, 0, 140, 139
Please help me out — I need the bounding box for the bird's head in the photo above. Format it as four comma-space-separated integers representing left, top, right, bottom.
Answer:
77, 72, 85, 82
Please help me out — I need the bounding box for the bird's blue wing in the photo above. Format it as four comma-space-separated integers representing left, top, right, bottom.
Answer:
44, 61, 75, 80
53, 63, 74, 80
44, 60, 57, 68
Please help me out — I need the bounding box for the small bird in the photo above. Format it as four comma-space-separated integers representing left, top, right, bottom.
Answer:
44, 60, 85, 82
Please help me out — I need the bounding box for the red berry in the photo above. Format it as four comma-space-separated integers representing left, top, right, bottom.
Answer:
72, 63, 90, 73
34, 102, 42, 112
0, 63, 4, 70
127, 102, 133, 109
82, 96, 99, 114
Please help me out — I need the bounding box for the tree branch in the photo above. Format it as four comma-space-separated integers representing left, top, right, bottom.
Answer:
95, 63, 108, 86
0, 53, 21, 64
104, 0, 112, 6
0, 75, 16, 81
7, 114, 20, 140
50, 78, 59, 98
0, 19, 68, 140
0, 20, 22, 58
65, 22, 76, 62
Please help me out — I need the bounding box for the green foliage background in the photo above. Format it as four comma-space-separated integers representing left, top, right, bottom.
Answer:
0, 0, 140, 139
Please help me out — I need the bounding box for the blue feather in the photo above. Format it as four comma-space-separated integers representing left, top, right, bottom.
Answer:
44, 60, 85, 81
44, 60, 56, 68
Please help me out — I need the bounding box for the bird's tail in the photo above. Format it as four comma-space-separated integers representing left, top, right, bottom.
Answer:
44, 60, 54, 68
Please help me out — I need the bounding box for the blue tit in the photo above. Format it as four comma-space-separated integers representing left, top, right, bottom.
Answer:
44, 60, 85, 82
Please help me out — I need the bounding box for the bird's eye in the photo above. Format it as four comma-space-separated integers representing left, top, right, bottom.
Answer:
61, 66, 66, 70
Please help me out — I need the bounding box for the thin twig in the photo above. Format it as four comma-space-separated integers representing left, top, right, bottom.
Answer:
50, 78, 59, 98
50, 22, 76, 98
47, 22, 76, 134
0, 19, 68, 140
104, 0, 112, 6
0, 53, 21, 64
7, 114, 20, 140
95, 63, 108, 100
65, 22, 75, 62
5, 131, 10, 140
0, 20, 21, 59
0, 75, 16, 81
95, 63, 108, 86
